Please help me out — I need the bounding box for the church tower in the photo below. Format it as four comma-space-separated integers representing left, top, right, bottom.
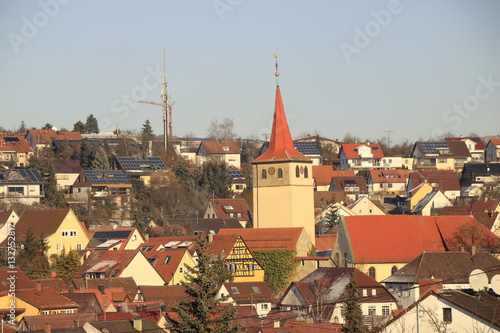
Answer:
252, 56, 315, 243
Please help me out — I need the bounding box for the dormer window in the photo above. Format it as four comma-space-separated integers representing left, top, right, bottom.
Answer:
223, 146, 230, 151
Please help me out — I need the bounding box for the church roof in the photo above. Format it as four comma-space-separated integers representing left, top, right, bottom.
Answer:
253, 86, 309, 163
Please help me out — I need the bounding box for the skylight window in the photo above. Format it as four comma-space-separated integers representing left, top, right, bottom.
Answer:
252, 286, 261, 293
231, 287, 240, 294
223, 205, 234, 210
164, 256, 172, 264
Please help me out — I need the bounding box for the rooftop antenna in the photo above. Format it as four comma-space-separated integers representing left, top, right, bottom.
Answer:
384, 130, 394, 148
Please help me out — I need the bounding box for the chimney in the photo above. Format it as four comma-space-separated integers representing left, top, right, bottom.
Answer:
132, 318, 143, 332
35, 281, 42, 291
144, 234, 149, 241
471, 245, 477, 256
112, 224, 117, 230
44, 323, 51, 333
208, 233, 214, 243
68, 286, 75, 293
98, 283, 105, 295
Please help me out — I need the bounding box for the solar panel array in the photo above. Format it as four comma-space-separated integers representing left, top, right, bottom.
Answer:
344, 179, 356, 185
0, 169, 44, 183
116, 157, 167, 171
84, 170, 131, 184
53, 139, 103, 147
93, 230, 132, 240
228, 170, 245, 179
294, 141, 320, 155
420, 141, 448, 155
4, 137, 20, 142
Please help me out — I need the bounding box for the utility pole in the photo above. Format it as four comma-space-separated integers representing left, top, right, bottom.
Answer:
384, 130, 394, 147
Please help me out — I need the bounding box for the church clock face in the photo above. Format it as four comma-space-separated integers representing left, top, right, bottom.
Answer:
268, 167, 275, 175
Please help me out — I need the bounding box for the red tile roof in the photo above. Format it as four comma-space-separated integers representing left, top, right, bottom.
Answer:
315, 234, 336, 252
341, 143, 384, 159
368, 169, 409, 184
73, 250, 140, 278
208, 234, 240, 259
445, 137, 486, 150
199, 141, 240, 154
0, 210, 16, 228
26, 129, 82, 145
5, 288, 79, 310
0, 136, 32, 152
0, 267, 34, 291
471, 200, 500, 214
488, 138, 500, 147
217, 228, 304, 251
253, 86, 308, 162
209, 198, 251, 221
312, 166, 355, 186
343, 215, 494, 263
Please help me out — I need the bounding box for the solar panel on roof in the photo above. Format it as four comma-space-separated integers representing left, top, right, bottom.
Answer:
228, 170, 245, 179
116, 156, 166, 171
93, 230, 131, 239
3, 137, 19, 142
420, 142, 448, 155
84, 170, 131, 184
344, 179, 356, 185
294, 141, 320, 155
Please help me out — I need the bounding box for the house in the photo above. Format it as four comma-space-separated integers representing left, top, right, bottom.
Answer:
196, 140, 241, 168
405, 182, 433, 212
71, 170, 132, 218
68, 277, 138, 301
446, 136, 486, 162
0, 209, 90, 261
0, 169, 44, 205
347, 196, 385, 215
138, 235, 198, 252
328, 176, 369, 202
113, 156, 167, 186
0, 210, 19, 244
73, 250, 166, 286
204, 198, 251, 227
19, 313, 97, 331
226, 168, 248, 194
382, 251, 500, 308
312, 166, 355, 191
279, 267, 398, 329
165, 218, 243, 236
379, 290, 500, 333
83, 318, 164, 333
366, 169, 408, 195
411, 140, 472, 171
0, 284, 79, 322
142, 249, 197, 285
258, 140, 322, 166
25, 129, 82, 151
460, 162, 500, 197
224, 281, 276, 318
86, 227, 145, 251
134, 284, 232, 307
407, 170, 461, 201
314, 190, 349, 215
208, 234, 265, 282
0, 135, 34, 168
339, 143, 384, 171
52, 159, 83, 191
485, 138, 500, 162
380, 156, 414, 170
217, 227, 314, 257
411, 190, 452, 216
332, 215, 497, 282
294, 135, 342, 165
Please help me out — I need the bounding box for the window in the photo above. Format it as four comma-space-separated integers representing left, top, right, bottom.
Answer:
382, 306, 390, 316
8, 187, 24, 195
369, 209, 372, 214
372, 289, 377, 296
368, 306, 376, 315
164, 256, 172, 264
252, 286, 261, 293
261, 303, 269, 310
237, 213, 241, 218
231, 287, 240, 294
362, 289, 367, 297
56, 243, 62, 251
262, 169, 267, 179
247, 264, 254, 271
141, 246, 153, 251
304, 166, 308, 178
77, 243, 82, 250
344, 252, 349, 267
443, 308, 452, 323
334, 253, 340, 266
62, 231, 69, 237
179, 267, 184, 273
42, 311, 49, 315
147, 258, 157, 265
229, 213, 234, 218
70, 231, 77, 237
278, 168, 283, 178
112, 270, 120, 277
368, 267, 376, 280
296, 166, 300, 177
391, 266, 398, 275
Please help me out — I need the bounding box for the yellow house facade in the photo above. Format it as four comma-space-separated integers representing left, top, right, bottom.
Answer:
407, 182, 433, 211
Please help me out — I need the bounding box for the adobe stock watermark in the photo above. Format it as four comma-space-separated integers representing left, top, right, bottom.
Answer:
212, 0, 243, 21
339, 0, 404, 64
432, 74, 499, 139
101, 64, 164, 131
6, 0, 71, 54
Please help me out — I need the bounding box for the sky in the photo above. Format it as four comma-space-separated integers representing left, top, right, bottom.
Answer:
1, 0, 500, 144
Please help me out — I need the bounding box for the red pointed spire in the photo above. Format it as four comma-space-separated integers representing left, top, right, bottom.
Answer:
254, 85, 308, 162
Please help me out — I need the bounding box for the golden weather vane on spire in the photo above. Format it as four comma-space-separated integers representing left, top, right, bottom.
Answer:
274, 54, 279, 85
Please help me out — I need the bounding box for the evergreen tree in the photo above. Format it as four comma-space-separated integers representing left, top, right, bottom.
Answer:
197, 161, 232, 198
73, 121, 87, 133
17, 121, 27, 135
90, 147, 110, 170
166, 237, 239, 333
85, 114, 99, 134
28, 155, 44, 170
45, 164, 66, 208
53, 248, 81, 281
141, 119, 155, 142
342, 271, 366, 333
80, 139, 94, 169
17, 226, 50, 279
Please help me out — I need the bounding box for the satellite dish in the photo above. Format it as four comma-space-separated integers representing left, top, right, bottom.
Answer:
469, 269, 488, 291
491, 274, 500, 295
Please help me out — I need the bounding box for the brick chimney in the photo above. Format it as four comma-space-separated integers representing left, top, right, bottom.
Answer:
35, 281, 42, 291
132, 318, 143, 332
44, 323, 51, 333
471, 245, 477, 256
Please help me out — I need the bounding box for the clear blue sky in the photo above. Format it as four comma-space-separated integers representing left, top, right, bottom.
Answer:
1, 0, 499, 144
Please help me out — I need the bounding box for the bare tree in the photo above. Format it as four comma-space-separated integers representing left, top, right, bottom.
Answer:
206, 118, 236, 140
